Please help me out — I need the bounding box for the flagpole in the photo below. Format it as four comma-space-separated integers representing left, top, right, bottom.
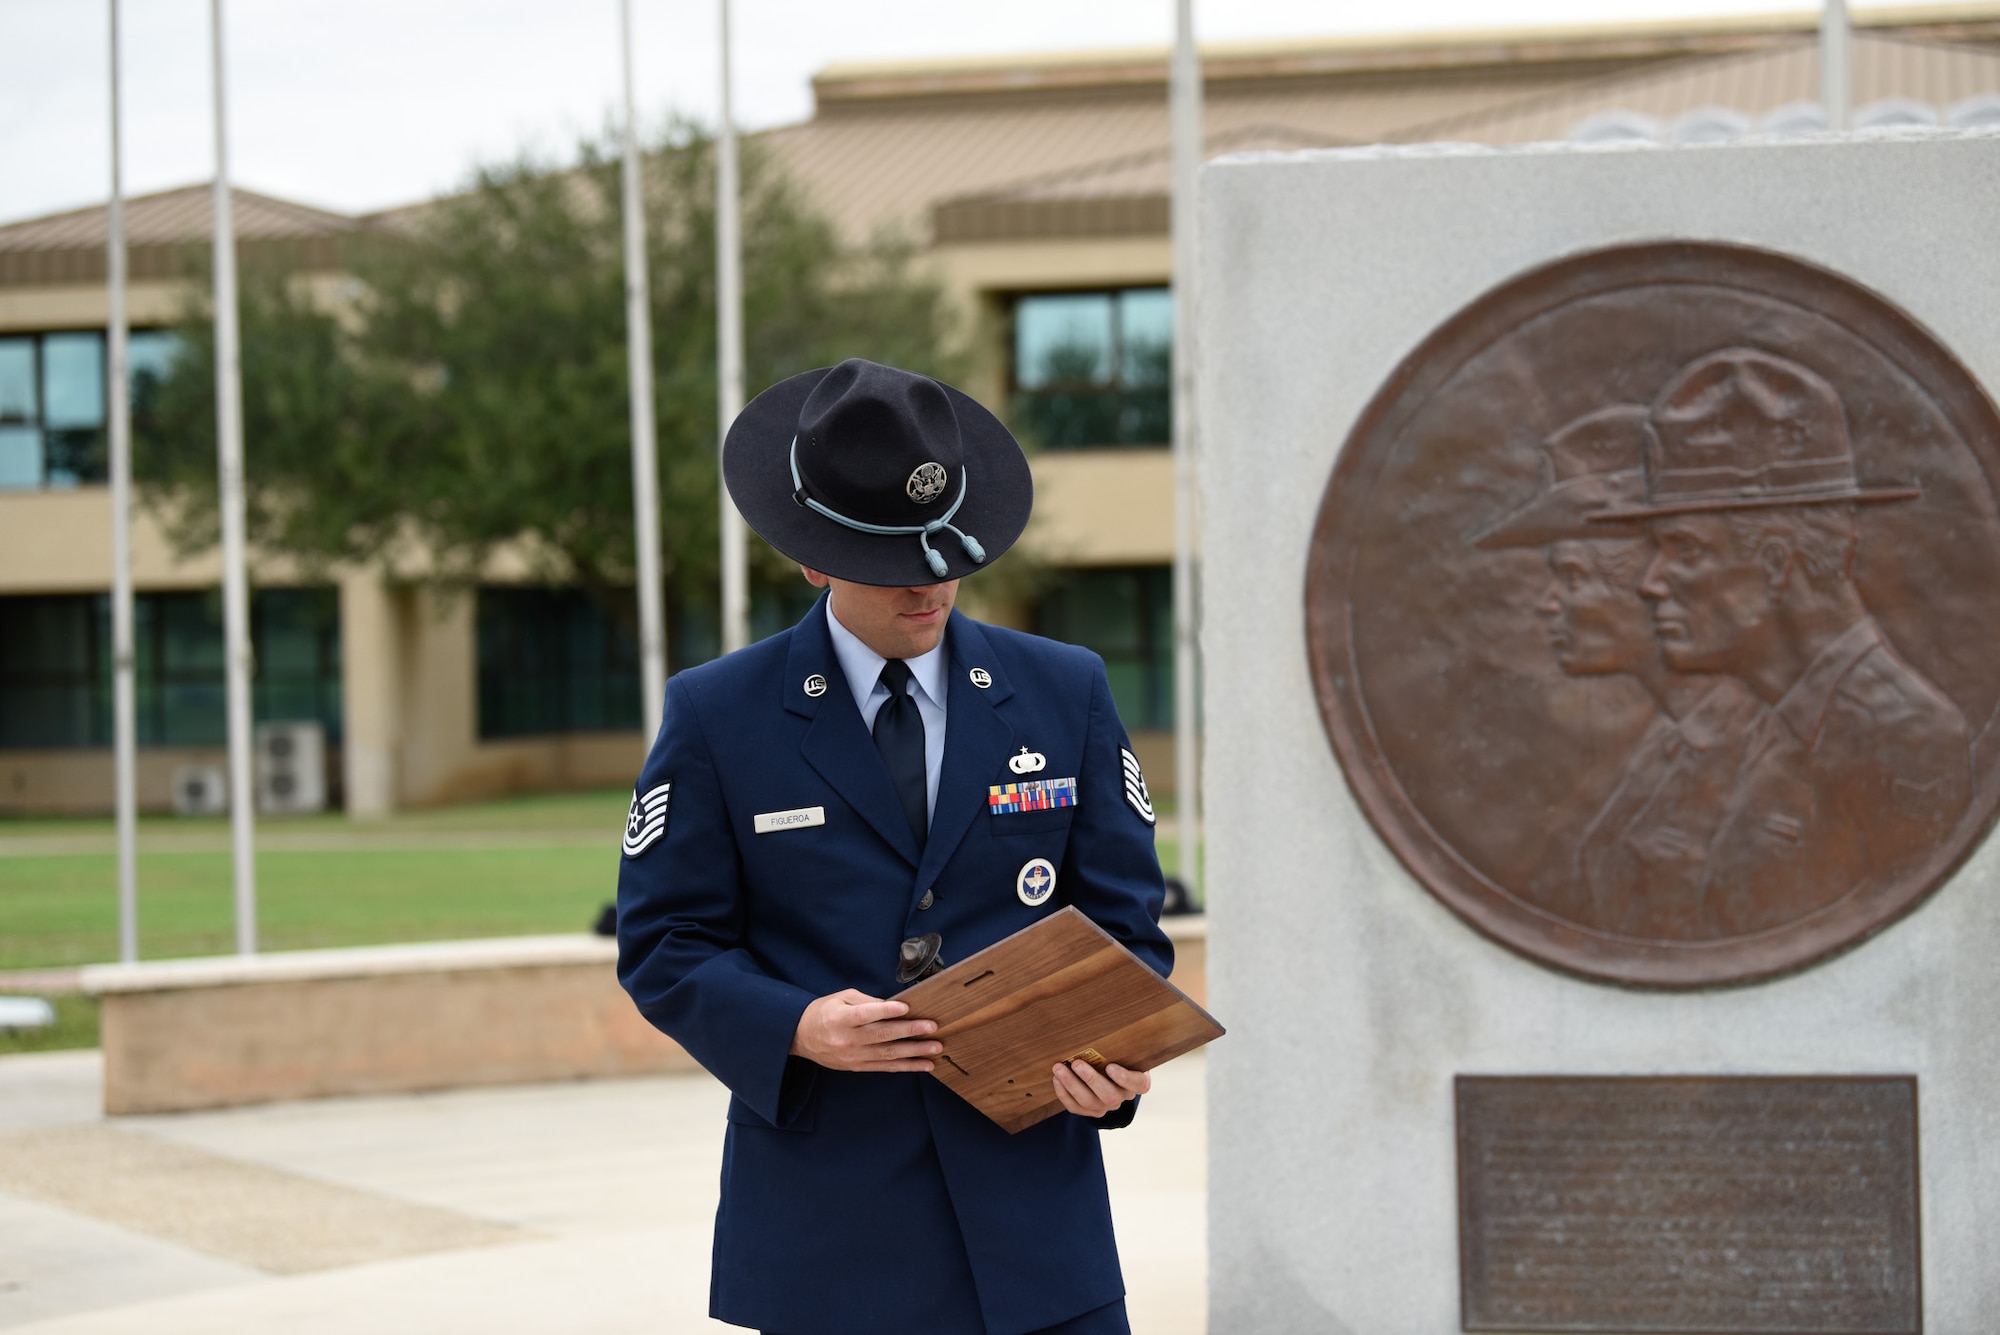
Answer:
1170, 0, 1203, 904
620, 0, 668, 736
108, 0, 139, 963
716, 0, 749, 654
1822, 0, 1852, 131
210, 0, 257, 953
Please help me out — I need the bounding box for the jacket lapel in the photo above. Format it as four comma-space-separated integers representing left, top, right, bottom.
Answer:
916, 613, 1017, 889
785, 596, 923, 867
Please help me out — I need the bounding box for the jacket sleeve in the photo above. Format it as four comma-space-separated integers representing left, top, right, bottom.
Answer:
615, 672, 819, 1126
1064, 657, 1178, 1131
1066, 657, 1175, 977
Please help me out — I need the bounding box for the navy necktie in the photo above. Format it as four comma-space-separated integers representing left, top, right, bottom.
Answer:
874, 659, 928, 845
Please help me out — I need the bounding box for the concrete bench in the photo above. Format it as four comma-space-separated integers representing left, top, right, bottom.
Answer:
80, 917, 1208, 1115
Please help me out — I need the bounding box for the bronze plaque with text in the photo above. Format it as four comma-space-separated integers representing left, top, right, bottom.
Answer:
1456, 1076, 1920, 1334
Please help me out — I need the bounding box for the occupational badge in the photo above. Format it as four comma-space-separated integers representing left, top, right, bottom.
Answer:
1119, 747, 1156, 825
1009, 747, 1047, 775
623, 781, 672, 857
1017, 857, 1057, 907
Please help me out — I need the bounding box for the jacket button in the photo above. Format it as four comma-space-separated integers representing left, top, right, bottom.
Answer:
917, 889, 935, 911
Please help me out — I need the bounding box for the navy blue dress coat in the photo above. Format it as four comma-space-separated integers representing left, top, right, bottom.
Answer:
616, 596, 1173, 1335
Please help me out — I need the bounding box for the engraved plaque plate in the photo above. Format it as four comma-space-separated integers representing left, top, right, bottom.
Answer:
1456, 1076, 1920, 1334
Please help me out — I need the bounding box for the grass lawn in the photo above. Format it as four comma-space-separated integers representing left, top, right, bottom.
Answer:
1, 789, 632, 973
0, 788, 632, 842
0, 846, 622, 972
1, 791, 632, 1053
0, 786, 1200, 1050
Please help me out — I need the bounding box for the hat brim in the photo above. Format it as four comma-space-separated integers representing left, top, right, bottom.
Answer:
723, 367, 1034, 587
1591, 485, 1920, 523
1473, 472, 1648, 549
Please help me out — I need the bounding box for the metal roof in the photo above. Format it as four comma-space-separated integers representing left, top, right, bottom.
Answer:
766, 70, 1629, 247
0, 184, 355, 287
1429, 31, 2000, 143
810, 4, 1998, 103
767, 13, 2000, 248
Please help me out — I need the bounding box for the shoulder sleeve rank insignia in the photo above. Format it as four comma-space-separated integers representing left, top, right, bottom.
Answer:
623, 782, 672, 858
1119, 747, 1156, 826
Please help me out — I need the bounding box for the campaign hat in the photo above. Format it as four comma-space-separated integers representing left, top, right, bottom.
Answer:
1593, 347, 1917, 522
1474, 405, 1650, 549
723, 358, 1033, 587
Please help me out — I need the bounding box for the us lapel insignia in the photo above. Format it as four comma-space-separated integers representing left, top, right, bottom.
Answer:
969, 667, 992, 689
989, 777, 1079, 813
1017, 857, 1056, 907
1008, 747, 1047, 775
1119, 747, 1156, 825
803, 674, 828, 697
623, 782, 672, 857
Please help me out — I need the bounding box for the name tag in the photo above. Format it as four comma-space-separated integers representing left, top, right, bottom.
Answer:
754, 806, 826, 835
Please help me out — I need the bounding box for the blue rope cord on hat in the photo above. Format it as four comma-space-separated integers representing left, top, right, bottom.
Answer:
788, 437, 987, 578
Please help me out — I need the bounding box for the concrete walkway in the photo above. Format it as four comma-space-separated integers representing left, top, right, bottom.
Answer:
0, 1050, 1207, 1334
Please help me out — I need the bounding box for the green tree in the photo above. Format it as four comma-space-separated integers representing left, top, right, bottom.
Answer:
141, 124, 968, 655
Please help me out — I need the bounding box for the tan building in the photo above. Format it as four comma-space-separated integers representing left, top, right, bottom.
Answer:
4, 5, 1998, 814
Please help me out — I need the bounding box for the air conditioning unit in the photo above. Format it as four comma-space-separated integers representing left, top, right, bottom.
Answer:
0, 997, 55, 1032
172, 764, 228, 816
256, 721, 327, 815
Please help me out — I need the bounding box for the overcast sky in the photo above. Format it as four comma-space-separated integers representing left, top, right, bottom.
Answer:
0, 0, 1943, 225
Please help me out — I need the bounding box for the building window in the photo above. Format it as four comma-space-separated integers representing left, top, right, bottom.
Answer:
0, 588, 342, 749
477, 587, 641, 740
1034, 566, 1174, 731
1009, 288, 1171, 449
667, 583, 823, 674
0, 596, 103, 748
0, 330, 181, 489
243, 589, 343, 741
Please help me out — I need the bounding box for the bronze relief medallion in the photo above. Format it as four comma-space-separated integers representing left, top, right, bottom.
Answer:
1306, 242, 2000, 987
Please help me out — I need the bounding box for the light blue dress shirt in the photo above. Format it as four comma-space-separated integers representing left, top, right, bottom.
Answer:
824, 599, 948, 823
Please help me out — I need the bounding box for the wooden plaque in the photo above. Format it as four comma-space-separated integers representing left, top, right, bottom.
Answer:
891, 907, 1224, 1134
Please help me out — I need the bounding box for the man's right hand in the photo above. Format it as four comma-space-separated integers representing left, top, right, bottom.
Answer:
789, 989, 941, 1072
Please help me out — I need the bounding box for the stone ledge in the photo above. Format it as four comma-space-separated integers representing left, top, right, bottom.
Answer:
80, 934, 617, 994
77, 919, 1207, 1115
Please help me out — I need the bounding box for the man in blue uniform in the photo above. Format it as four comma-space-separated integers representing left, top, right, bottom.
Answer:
616, 358, 1174, 1335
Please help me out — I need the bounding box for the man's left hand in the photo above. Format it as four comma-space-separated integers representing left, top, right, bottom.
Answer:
1051, 1060, 1150, 1117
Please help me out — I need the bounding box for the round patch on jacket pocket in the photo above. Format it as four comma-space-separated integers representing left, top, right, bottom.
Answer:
1017, 857, 1056, 907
